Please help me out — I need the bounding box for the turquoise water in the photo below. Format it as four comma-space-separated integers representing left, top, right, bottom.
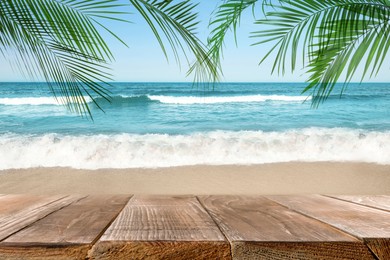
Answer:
0, 82, 389, 168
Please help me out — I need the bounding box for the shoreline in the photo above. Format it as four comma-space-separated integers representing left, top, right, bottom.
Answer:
0, 162, 389, 195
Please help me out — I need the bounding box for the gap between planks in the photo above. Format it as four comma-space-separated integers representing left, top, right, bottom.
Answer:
0, 195, 388, 260
0, 195, 132, 260
195, 196, 234, 258
0, 195, 86, 242
89, 195, 134, 247
198, 195, 376, 259
89, 195, 232, 260
267, 195, 390, 260
323, 195, 390, 213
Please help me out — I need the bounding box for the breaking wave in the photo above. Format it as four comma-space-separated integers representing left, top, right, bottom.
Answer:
0, 97, 92, 106
0, 128, 388, 169
0, 94, 310, 106
147, 94, 310, 104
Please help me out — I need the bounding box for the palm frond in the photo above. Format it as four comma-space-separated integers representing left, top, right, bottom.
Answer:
203, 0, 257, 85
253, 0, 390, 106
130, 0, 219, 85
0, 0, 128, 117
208, 0, 257, 62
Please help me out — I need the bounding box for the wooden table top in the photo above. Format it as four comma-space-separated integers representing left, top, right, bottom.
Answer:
0, 194, 388, 259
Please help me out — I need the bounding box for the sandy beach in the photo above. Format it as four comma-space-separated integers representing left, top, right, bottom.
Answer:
0, 162, 388, 195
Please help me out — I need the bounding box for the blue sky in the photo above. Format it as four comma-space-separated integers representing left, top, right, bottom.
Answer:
1, 1, 389, 83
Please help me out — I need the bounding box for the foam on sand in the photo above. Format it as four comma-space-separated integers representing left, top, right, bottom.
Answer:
0, 128, 389, 169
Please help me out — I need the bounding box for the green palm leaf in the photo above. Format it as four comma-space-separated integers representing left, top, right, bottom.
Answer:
254, 0, 390, 105
0, 0, 129, 117
1, 0, 220, 117
209, 0, 390, 106
130, 0, 219, 84
208, 0, 257, 65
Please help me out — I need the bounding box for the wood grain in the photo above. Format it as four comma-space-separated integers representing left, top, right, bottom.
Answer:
3, 195, 131, 243
0, 245, 90, 260
0, 194, 63, 217
328, 195, 390, 212
268, 195, 390, 259
91, 241, 231, 260
0, 195, 83, 241
365, 238, 390, 260
0, 195, 130, 260
90, 195, 231, 260
199, 195, 374, 259
0, 194, 388, 259
232, 242, 375, 260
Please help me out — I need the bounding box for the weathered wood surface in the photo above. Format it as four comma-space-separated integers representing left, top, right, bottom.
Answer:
90, 195, 231, 259
329, 195, 390, 212
268, 195, 390, 260
199, 195, 374, 259
0, 194, 389, 260
0, 195, 130, 260
0, 195, 83, 241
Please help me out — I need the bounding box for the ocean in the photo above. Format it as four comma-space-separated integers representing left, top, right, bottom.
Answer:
0, 82, 389, 169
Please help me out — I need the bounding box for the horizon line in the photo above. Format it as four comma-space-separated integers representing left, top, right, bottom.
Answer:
1, 81, 389, 84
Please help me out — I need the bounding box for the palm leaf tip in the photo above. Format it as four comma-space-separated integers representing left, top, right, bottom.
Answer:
0, 0, 130, 117
201, 0, 258, 85
252, 0, 390, 105
129, 0, 220, 85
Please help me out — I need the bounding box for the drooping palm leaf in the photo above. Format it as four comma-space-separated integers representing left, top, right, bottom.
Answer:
254, 0, 390, 105
207, 0, 257, 77
130, 0, 219, 84
0, 0, 129, 117
1, 0, 220, 116
208, 0, 390, 106
306, 1, 390, 104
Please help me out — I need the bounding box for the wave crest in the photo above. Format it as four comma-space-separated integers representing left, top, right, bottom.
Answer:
148, 95, 310, 104
1, 94, 310, 106
0, 97, 92, 106
0, 128, 388, 169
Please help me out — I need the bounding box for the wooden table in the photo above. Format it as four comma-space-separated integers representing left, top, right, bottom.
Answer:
0, 195, 388, 259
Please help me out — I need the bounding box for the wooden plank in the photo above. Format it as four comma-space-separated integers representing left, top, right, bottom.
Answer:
267, 195, 390, 238
0, 195, 131, 260
3, 195, 131, 244
268, 195, 390, 260
0, 245, 90, 260
0, 195, 83, 241
199, 195, 374, 260
328, 195, 390, 212
90, 195, 231, 259
0, 194, 62, 217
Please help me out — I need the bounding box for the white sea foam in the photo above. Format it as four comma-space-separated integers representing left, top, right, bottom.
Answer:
0, 128, 389, 170
147, 95, 311, 104
0, 97, 92, 106
0, 95, 309, 106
